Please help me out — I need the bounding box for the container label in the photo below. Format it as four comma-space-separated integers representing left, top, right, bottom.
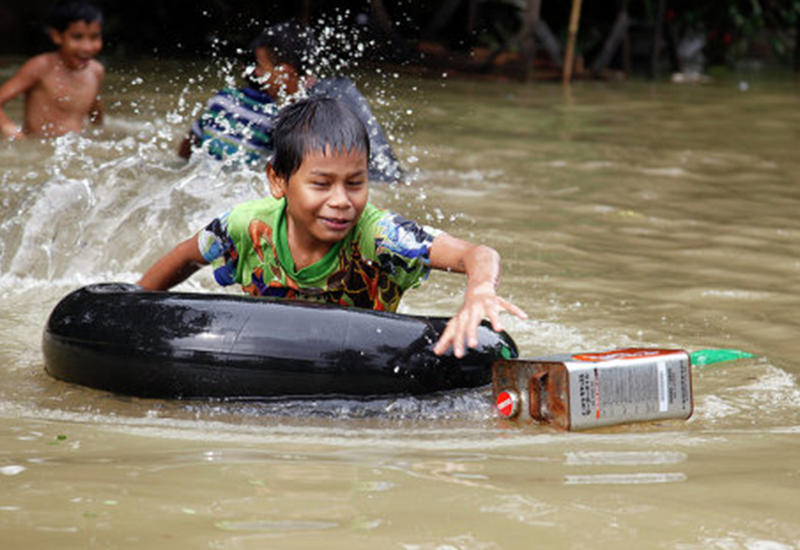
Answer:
577, 371, 593, 417
572, 348, 680, 362
567, 355, 691, 429
658, 361, 668, 412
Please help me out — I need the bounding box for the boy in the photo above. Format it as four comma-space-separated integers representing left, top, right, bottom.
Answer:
0, 1, 104, 139
177, 21, 308, 164
139, 96, 526, 357
181, 21, 404, 182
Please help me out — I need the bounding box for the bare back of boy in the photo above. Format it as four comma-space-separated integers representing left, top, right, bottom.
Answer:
0, 52, 103, 139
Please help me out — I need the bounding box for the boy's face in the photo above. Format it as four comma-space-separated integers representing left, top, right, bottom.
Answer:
50, 20, 103, 71
253, 47, 300, 97
268, 147, 369, 254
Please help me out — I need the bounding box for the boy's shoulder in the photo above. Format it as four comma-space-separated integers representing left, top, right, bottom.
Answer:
88, 58, 105, 78
358, 202, 385, 225
17, 53, 103, 80
18, 53, 58, 77
228, 196, 283, 229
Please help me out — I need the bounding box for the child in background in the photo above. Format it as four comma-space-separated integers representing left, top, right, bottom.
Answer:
181, 20, 404, 182
178, 21, 310, 164
0, 0, 104, 139
141, 96, 526, 357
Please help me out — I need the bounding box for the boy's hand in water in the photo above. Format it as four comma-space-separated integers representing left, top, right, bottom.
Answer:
1, 123, 24, 140
433, 281, 527, 357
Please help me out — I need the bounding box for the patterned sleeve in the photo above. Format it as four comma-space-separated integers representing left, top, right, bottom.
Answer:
197, 210, 238, 286
190, 117, 203, 140
373, 211, 442, 291
190, 94, 216, 139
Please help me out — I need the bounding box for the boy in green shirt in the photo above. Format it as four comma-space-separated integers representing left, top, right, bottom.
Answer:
137, 96, 526, 357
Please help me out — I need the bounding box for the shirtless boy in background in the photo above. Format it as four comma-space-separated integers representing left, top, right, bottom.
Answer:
0, 1, 104, 139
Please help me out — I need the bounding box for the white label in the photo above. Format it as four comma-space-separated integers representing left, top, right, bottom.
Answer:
564, 352, 693, 429
657, 361, 668, 412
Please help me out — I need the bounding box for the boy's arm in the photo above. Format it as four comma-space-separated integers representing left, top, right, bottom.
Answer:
88, 63, 105, 126
0, 57, 44, 139
429, 233, 527, 358
89, 96, 104, 126
178, 131, 199, 159
137, 234, 208, 291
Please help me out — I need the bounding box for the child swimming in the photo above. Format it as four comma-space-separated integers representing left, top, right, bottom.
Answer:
181, 20, 404, 182
0, 0, 104, 139
139, 96, 527, 357
177, 21, 310, 164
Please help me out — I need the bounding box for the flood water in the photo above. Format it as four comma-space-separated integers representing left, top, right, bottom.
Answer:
1, 57, 799, 549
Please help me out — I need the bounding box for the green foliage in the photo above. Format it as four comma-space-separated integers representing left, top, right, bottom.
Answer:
673, 0, 799, 66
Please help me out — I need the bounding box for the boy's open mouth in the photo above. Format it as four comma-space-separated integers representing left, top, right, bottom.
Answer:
69, 55, 91, 69
320, 217, 352, 231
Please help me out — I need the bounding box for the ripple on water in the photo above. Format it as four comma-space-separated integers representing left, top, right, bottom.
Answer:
215, 519, 341, 532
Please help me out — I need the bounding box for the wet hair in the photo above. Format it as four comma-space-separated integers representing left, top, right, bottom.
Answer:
271, 96, 370, 181
247, 20, 314, 77
46, 0, 103, 32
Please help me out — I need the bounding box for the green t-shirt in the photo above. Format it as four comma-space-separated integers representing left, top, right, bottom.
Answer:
197, 197, 441, 312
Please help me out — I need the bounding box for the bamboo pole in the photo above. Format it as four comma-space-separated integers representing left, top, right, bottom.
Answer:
562, 0, 583, 84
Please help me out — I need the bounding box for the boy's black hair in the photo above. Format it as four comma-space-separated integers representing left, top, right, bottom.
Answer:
47, 0, 103, 32
271, 96, 370, 181
247, 20, 314, 76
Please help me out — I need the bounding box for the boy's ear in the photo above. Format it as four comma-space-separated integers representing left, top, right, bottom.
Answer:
254, 47, 274, 71
266, 162, 287, 199
49, 28, 63, 46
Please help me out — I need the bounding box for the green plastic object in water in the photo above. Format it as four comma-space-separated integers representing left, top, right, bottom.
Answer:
689, 348, 756, 366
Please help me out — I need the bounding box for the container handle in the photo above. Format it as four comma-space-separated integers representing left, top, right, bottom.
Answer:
528, 370, 548, 421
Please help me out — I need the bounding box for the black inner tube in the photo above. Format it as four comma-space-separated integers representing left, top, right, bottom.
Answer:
43, 283, 518, 399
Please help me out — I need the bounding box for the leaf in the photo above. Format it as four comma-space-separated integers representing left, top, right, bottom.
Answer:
689, 349, 756, 366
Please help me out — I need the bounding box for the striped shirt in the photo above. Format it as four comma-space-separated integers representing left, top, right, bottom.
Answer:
190, 87, 278, 165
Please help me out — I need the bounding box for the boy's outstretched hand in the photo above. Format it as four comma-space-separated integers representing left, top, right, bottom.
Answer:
433, 281, 527, 357
427, 231, 528, 358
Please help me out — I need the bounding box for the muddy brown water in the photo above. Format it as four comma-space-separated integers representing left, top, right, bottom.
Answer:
1, 60, 799, 548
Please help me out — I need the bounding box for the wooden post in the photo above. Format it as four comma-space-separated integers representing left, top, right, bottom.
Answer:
563, 0, 583, 84
650, 0, 666, 78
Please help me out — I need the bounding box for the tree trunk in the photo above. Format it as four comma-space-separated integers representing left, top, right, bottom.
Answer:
423, 0, 463, 40
370, 0, 395, 37
534, 20, 563, 67
622, 0, 631, 75
521, 0, 542, 81
795, 15, 800, 73
300, 0, 311, 24
590, 9, 629, 74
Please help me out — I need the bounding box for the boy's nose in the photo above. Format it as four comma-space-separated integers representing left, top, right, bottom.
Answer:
327, 184, 350, 207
